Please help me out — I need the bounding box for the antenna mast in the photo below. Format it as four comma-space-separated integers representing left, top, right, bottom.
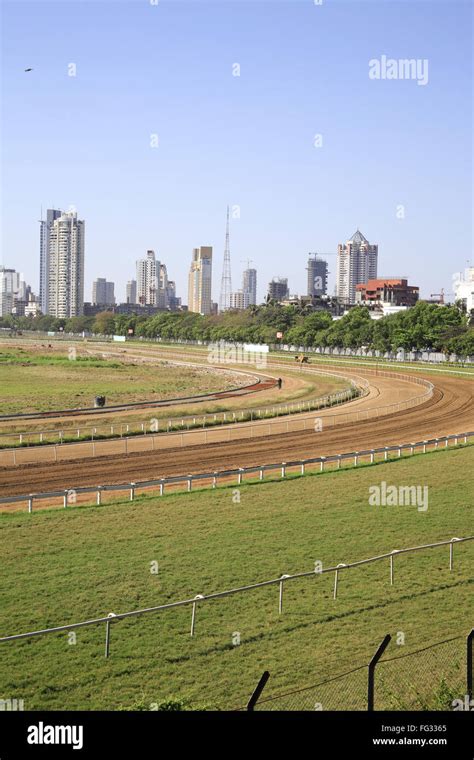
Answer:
219, 206, 232, 312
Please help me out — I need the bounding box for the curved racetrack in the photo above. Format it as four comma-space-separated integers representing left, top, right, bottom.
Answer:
0, 364, 472, 498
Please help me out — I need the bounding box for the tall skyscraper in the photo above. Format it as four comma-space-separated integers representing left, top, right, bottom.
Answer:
126, 279, 137, 304
92, 278, 115, 305
136, 250, 159, 306
47, 210, 85, 317
39, 208, 62, 314
242, 267, 257, 305
336, 230, 378, 304
188, 246, 213, 314
307, 254, 328, 297
159, 263, 169, 309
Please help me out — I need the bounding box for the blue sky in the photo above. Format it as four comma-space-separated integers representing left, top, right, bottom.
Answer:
1, 0, 472, 304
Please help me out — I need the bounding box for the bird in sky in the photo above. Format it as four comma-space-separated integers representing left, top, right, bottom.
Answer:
24, 68, 33, 72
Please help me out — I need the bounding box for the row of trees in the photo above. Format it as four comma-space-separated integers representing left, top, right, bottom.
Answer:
1, 302, 473, 357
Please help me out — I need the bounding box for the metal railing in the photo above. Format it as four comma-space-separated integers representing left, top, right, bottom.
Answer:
0, 368, 434, 467
0, 431, 471, 513
0, 536, 472, 655
0, 372, 361, 449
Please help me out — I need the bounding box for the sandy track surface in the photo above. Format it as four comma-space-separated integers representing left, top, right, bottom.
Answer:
0, 368, 471, 497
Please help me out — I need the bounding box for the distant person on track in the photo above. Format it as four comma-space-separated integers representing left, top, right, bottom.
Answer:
277, 377, 282, 390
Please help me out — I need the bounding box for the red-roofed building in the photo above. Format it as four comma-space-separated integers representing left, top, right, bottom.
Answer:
355, 278, 419, 308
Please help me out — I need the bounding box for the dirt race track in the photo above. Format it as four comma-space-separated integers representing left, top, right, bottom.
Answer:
0, 364, 472, 498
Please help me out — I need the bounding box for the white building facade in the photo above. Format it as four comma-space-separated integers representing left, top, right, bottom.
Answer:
136, 250, 159, 306
336, 230, 378, 304
39, 208, 62, 314
47, 210, 85, 318
453, 267, 474, 314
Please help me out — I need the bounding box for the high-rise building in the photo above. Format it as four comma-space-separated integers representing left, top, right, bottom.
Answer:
229, 290, 249, 310
126, 279, 137, 304
307, 254, 328, 297
47, 210, 85, 317
0, 266, 20, 317
158, 263, 169, 309
188, 246, 213, 314
92, 278, 115, 305
242, 268, 257, 305
336, 230, 378, 305
136, 250, 159, 306
268, 277, 289, 302
39, 208, 62, 314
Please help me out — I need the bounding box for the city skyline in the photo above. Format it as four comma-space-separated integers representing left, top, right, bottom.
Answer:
1, 1, 472, 304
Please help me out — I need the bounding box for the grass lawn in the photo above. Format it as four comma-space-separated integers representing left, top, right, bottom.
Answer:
0, 446, 472, 711
0, 346, 242, 414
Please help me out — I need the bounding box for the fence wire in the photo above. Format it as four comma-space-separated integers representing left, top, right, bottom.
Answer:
247, 634, 472, 711
376, 636, 468, 711
254, 665, 368, 711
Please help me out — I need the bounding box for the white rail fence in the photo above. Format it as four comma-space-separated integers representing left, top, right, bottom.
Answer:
0, 373, 361, 449
0, 536, 472, 656
0, 370, 433, 467
1, 431, 471, 513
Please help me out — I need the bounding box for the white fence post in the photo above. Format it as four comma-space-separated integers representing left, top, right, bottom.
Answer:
279, 575, 290, 614
190, 595, 204, 636
449, 538, 460, 570
130, 483, 135, 501
333, 563, 346, 599
104, 612, 116, 658
28, 495, 33, 514
390, 550, 399, 585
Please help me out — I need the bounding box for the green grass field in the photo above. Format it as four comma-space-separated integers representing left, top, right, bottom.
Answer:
0, 445, 472, 711
0, 346, 241, 414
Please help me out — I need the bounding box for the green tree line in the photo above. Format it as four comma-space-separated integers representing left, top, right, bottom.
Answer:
1, 302, 473, 357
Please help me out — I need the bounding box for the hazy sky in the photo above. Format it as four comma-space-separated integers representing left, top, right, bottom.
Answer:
1, 0, 472, 304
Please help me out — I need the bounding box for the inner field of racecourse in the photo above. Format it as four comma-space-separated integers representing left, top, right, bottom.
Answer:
0, 355, 472, 499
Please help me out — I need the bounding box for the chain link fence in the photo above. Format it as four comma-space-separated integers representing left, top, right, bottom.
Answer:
245, 631, 473, 711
